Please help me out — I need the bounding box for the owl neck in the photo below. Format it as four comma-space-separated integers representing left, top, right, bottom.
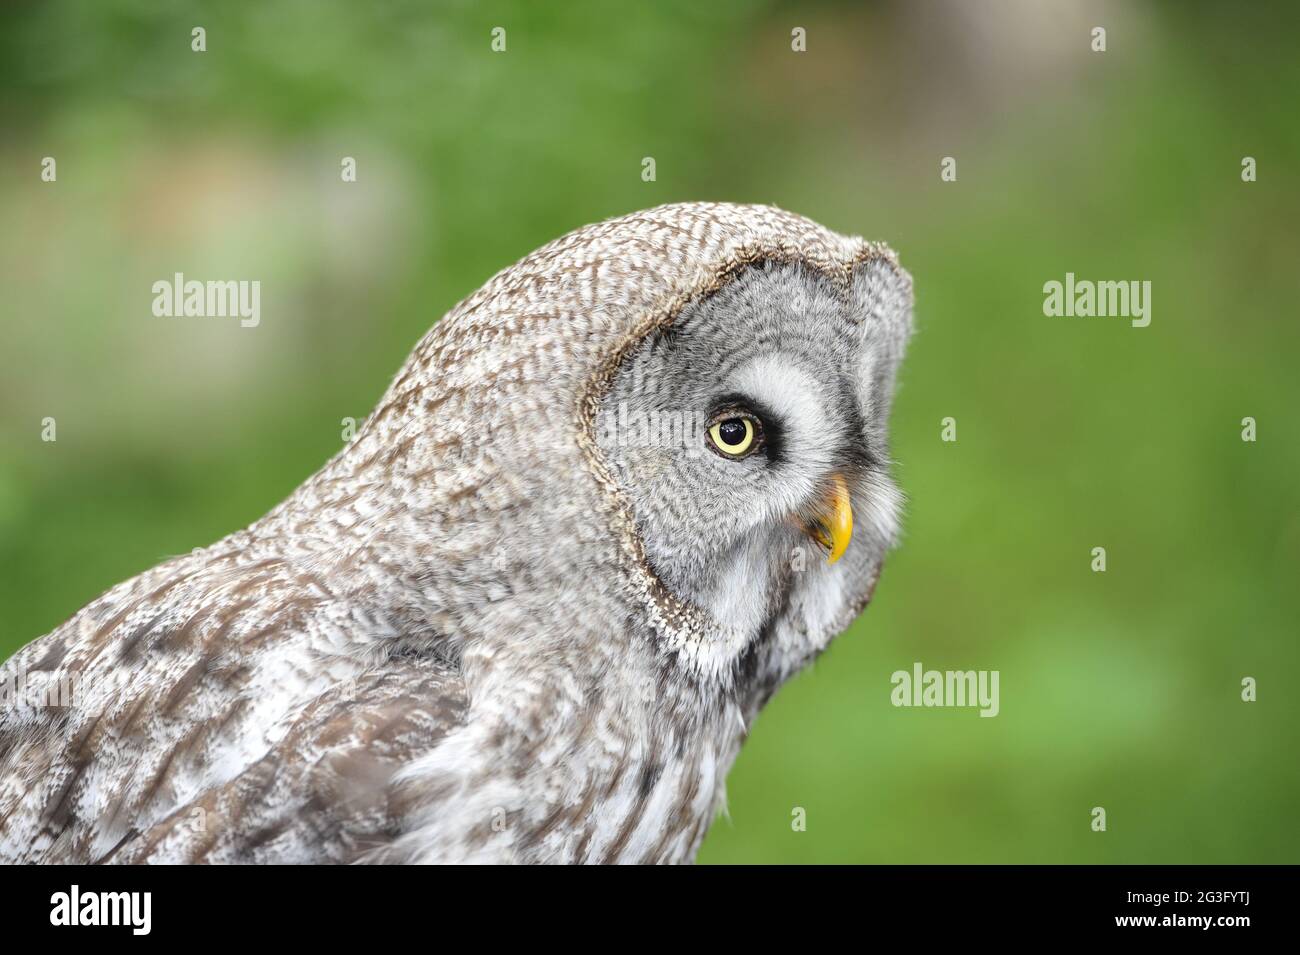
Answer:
378, 586, 755, 863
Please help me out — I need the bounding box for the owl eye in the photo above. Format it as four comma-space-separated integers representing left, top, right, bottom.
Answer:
707, 414, 763, 459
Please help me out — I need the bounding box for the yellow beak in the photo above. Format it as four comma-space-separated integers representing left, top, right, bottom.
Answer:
807, 473, 853, 564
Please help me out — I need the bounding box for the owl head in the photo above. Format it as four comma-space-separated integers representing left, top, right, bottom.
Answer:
593, 250, 911, 697
332, 203, 911, 711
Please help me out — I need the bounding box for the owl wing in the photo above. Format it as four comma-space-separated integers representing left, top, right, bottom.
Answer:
0, 553, 468, 865
109, 657, 467, 863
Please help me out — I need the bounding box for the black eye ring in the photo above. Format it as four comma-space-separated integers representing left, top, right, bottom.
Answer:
706, 411, 765, 459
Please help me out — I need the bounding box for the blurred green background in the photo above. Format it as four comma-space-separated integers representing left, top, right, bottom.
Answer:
2, 0, 1297, 863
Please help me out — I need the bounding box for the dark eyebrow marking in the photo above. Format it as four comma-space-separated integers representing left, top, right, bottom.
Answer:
838, 399, 882, 473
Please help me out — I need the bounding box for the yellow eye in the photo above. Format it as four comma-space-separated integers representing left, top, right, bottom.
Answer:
708, 416, 758, 458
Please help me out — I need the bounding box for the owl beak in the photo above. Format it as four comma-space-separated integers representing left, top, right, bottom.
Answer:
806, 473, 854, 564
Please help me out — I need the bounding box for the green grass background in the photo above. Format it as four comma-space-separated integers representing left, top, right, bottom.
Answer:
2, 0, 1296, 863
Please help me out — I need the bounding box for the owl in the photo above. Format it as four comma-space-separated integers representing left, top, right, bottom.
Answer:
0, 202, 912, 864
